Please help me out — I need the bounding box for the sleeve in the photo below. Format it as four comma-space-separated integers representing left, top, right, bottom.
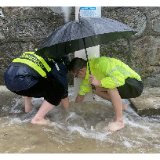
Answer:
78, 79, 92, 95
51, 62, 68, 89
99, 58, 125, 88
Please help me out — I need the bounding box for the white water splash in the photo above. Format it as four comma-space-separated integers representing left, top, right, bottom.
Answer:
1, 87, 160, 153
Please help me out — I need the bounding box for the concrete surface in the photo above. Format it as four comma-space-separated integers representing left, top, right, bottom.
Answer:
129, 87, 160, 116
130, 95, 160, 116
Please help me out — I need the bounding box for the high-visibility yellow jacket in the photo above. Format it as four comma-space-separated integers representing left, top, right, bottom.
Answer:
11, 49, 51, 78
78, 56, 142, 96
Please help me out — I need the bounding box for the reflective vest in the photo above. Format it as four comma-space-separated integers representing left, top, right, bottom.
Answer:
11, 49, 51, 78
79, 56, 142, 96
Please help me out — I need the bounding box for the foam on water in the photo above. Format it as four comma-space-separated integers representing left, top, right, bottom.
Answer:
1, 88, 160, 153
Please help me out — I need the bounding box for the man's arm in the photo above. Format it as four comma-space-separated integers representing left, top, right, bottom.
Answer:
75, 94, 85, 103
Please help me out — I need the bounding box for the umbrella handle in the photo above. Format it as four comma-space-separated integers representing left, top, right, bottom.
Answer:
91, 84, 96, 90
82, 38, 96, 90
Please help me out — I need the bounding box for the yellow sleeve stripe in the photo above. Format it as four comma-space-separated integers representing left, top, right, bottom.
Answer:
81, 83, 91, 87
79, 89, 86, 95
111, 76, 119, 87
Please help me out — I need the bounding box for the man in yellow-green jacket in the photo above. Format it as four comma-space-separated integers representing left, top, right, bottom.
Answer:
68, 56, 143, 132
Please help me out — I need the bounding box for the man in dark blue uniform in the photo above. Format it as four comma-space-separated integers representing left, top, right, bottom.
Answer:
3, 50, 70, 125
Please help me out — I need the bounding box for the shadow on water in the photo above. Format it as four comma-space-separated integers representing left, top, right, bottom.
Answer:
0, 87, 160, 153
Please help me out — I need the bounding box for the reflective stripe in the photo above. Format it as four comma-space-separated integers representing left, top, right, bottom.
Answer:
52, 59, 60, 71
100, 76, 107, 80
100, 69, 119, 87
79, 89, 86, 94
81, 83, 91, 87
12, 51, 52, 78
111, 76, 119, 87
13, 58, 47, 78
107, 57, 111, 62
107, 68, 117, 77
19, 53, 46, 71
23, 52, 51, 72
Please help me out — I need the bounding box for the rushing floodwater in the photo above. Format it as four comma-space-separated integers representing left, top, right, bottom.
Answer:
0, 87, 160, 153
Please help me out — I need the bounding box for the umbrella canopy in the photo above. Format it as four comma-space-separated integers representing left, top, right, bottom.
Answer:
35, 17, 136, 59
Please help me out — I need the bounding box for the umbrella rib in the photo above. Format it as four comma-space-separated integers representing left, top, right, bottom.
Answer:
49, 26, 64, 46
103, 18, 131, 36
70, 21, 75, 41
103, 18, 124, 33
89, 36, 96, 46
51, 22, 71, 45
76, 23, 82, 50
65, 40, 67, 55
80, 19, 96, 37
95, 20, 112, 44
60, 26, 68, 43
97, 18, 128, 43
79, 22, 85, 36
60, 22, 71, 43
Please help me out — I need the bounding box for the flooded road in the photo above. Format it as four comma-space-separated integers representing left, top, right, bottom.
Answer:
0, 86, 160, 153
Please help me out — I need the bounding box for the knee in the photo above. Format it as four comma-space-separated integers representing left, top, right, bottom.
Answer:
61, 97, 69, 109
107, 88, 118, 95
92, 89, 98, 95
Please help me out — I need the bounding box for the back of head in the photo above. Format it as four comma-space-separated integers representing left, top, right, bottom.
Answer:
68, 57, 87, 73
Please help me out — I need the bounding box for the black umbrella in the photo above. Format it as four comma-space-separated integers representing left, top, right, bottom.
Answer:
35, 16, 136, 89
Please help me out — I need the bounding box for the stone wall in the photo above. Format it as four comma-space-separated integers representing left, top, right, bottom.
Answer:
0, 7, 75, 85
101, 7, 160, 87
0, 7, 160, 87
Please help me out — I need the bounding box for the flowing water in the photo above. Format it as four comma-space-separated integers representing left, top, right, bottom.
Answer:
0, 86, 160, 153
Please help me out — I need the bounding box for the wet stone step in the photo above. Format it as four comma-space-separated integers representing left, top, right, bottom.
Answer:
130, 95, 160, 116
129, 87, 160, 116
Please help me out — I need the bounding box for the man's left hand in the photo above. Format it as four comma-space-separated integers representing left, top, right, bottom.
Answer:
89, 74, 102, 87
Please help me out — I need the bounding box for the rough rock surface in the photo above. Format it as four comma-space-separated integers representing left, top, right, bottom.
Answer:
0, 7, 160, 87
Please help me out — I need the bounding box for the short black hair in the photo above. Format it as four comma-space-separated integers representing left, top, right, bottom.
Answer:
68, 57, 87, 73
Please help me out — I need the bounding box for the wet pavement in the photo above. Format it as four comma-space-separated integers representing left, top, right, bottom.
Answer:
1, 85, 160, 117
0, 85, 160, 153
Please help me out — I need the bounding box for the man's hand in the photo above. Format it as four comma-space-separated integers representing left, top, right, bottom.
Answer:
89, 74, 102, 87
